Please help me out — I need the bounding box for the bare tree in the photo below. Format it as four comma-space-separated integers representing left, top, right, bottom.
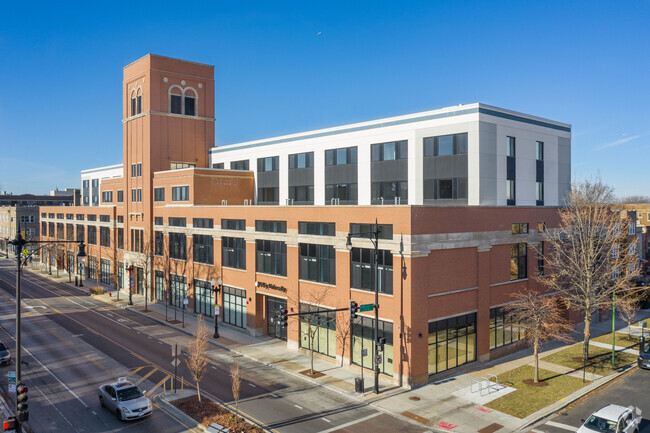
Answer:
335, 311, 351, 367
507, 290, 573, 383
617, 291, 642, 339
55, 243, 65, 278
297, 286, 333, 375
230, 360, 242, 430
542, 177, 640, 365
186, 314, 209, 406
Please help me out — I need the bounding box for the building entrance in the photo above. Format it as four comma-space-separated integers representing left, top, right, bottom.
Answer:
266, 297, 287, 340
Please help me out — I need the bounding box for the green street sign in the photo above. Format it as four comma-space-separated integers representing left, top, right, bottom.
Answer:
359, 303, 374, 312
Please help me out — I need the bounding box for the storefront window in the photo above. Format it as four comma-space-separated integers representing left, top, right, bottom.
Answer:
194, 279, 213, 318
489, 307, 524, 350
155, 270, 164, 301
299, 304, 336, 358
223, 286, 246, 328
428, 313, 476, 375
351, 317, 393, 376
170, 274, 187, 309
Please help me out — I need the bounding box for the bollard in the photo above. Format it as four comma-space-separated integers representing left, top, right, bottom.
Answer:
181, 377, 184, 391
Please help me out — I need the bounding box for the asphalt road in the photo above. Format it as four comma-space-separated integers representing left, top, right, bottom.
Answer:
529, 367, 650, 433
0, 260, 427, 433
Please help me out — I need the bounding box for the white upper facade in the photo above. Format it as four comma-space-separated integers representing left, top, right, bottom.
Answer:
210, 103, 571, 207
80, 164, 123, 206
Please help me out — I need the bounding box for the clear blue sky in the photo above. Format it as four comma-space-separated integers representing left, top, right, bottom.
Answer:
1, 1, 649, 198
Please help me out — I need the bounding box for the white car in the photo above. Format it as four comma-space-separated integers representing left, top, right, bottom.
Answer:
577, 404, 640, 433
98, 378, 153, 421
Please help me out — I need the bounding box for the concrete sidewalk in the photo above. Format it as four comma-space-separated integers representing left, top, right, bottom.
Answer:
21, 261, 649, 433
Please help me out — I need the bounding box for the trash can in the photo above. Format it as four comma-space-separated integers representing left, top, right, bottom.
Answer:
355, 377, 364, 393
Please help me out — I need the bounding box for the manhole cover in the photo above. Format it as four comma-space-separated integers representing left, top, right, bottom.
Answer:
409, 396, 421, 401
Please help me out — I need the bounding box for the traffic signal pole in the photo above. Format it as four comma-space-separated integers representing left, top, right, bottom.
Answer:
14, 234, 24, 433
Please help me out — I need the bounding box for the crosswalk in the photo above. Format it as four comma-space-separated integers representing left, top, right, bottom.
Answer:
124, 364, 172, 395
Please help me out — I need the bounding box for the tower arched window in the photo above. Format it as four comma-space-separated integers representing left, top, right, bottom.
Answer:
169, 86, 183, 114
130, 90, 137, 116
168, 85, 198, 116
136, 88, 142, 114
184, 88, 196, 116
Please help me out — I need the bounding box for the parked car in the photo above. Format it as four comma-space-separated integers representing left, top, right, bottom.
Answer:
98, 378, 152, 421
0, 341, 11, 366
578, 404, 640, 433
638, 340, 650, 369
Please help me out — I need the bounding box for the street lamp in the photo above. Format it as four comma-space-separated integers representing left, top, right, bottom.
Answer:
346, 219, 381, 394
78, 243, 86, 288
211, 278, 222, 339
127, 264, 134, 305
9, 225, 85, 433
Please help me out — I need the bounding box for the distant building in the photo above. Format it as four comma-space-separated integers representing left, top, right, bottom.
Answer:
0, 206, 39, 256
81, 164, 123, 206
0, 193, 75, 207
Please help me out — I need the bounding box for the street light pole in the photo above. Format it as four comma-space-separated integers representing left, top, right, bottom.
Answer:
347, 219, 382, 394
211, 278, 222, 338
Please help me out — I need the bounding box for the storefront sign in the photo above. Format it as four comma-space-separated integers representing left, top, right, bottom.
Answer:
256, 281, 287, 293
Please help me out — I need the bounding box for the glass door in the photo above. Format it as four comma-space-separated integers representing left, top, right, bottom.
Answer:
266, 297, 287, 340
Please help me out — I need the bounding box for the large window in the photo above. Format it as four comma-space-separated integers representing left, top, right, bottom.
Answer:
193, 235, 214, 265
352, 317, 393, 375
169, 217, 186, 227
87, 226, 97, 245
325, 183, 357, 204
255, 220, 286, 233
426, 178, 467, 200
299, 304, 336, 358
428, 313, 477, 375
169, 233, 187, 260
117, 228, 124, 250
102, 191, 113, 203
350, 248, 393, 294
289, 152, 314, 169
510, 243, 527, 280
230, 160, 250, 171
66, 224, 74, 241
350, 223, 393, 240
170, 274, 187, 309
299, 244, 336, 284
257, 187, 278, 204
100, 259, 111, 285
154, 231, 163, 256
222, 219, 245, 230
256, 240, 286, 276
100, 227, 110, 247
222, 237, 246, 270
371, 181, 408, 204
507, 136, 516, 206
423, 133, 468, 156
257, 156, 279, 172
289, 185, 314, 204
223, 286, 246, 328
88, 256, 97, 280
172, 186, 189, 202
155, 270, 164, 301
154, 188, 165, 202
193, 218, 213, 228
371, 140, 407, 161
194, 279, 213, 318
76, 225, 85, 243
490, 307, 524, 350
325, 146, 357, 166
169, 86, 196, 116
298, 222, 335, 236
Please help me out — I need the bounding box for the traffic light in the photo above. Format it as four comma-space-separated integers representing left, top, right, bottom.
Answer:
3, 417, 16, 431
349, 301, 359, 319
279, 309, 288, 328
16, 382, 28, 422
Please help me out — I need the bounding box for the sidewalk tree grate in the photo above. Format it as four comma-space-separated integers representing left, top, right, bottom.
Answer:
409, 396, 421, 401
401, 411, 430, 424
477, 423, 503, 433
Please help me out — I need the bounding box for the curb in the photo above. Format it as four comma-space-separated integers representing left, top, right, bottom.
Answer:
515, 362, 638, 432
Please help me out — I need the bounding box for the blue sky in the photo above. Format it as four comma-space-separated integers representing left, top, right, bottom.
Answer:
1, 1, 649, 198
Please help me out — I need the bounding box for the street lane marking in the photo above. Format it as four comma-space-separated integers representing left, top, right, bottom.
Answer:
546, 420, 579, 431
294, 404, 303, 410
134, 367, 158, 386
318, 412, 381, 433
128, 366, 146, 377
248, 383, 256, 387
35, 383, 81, 433
323, 418, 331, 423
149, 374, 172, 394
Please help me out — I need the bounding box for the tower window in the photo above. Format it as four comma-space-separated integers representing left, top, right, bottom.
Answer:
169, 85, 197, 116
136, 88, 142, 114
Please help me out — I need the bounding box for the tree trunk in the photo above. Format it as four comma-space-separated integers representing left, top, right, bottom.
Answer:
340, 344, 345, 367
533, 340, 540, 383
196, 382, 201, 406
310, 328, 315, 374
584, 313, 591, 363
